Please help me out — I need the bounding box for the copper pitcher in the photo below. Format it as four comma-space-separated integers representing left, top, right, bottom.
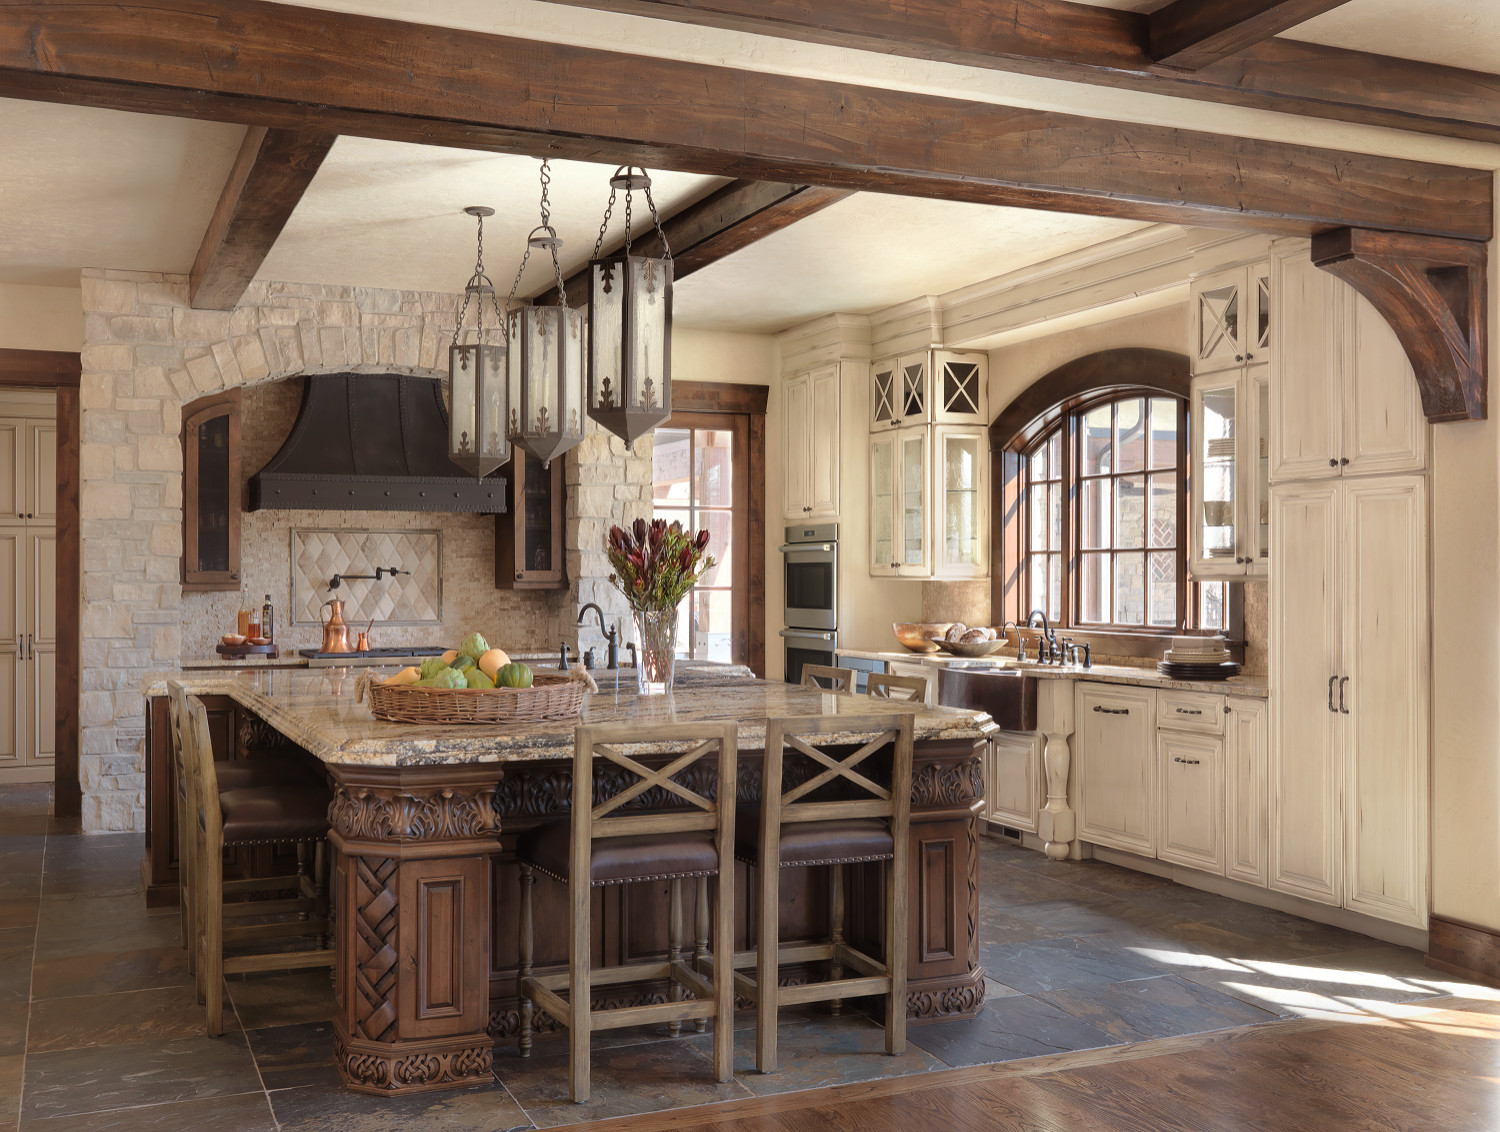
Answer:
320, 598, 353, 653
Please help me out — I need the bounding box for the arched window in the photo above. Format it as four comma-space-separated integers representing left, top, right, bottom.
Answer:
992, 349, 1232, 646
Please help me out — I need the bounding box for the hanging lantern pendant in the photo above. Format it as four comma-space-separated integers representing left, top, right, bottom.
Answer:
588, 166, 674, 449
505, 160, 586, 469
448, 205, 510, 480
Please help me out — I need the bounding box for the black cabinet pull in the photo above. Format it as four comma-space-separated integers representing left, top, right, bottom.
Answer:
1339, 676, 1349, 715
1175, 708, 1202, 715
1092, 705, 1129, 715
1328, 675, 1337, 713
1340, 457, 1350, 466
1173, 756, 1201, 765
1329, 458, 1338, 467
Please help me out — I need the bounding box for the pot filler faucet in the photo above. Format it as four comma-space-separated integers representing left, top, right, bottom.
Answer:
577, 603, 620, 669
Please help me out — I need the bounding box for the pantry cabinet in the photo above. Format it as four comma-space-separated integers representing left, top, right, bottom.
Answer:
783, 364, 840, 521
0, 418, 56, 526
1269, 476, 1428, 928
1075, 683, 1157, 856
1269, 243, 1426, 483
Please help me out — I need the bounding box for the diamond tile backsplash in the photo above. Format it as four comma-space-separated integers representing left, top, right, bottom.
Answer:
291, 529, 442, 625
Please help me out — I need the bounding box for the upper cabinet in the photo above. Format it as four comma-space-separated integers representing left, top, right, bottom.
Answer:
1269, 242, 1426, 483
870, 350, 987, 430
1191, 261, 1270, 376
869, 425, 930, 577
182, 390, 242, 592
0, 418, 56, 528
494, 449, 565, 590
869, 423, 987, 580
783, 364, 840, 521
1189, 366, 1269, 580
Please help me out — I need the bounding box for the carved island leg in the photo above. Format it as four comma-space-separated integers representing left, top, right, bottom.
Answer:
1035, 681, 1080, 862
326, 764, 503, 1096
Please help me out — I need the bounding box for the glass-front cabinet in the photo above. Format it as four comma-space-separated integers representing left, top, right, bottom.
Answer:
869, 424, 986, 579
1191, 261, 1271, 376
934, 425, 988, 578
181, 390, 242, 592
1190, 366, 1268, 580
869, 350, 987, 431
495, 449, 565, 590
868, 426, 930, 576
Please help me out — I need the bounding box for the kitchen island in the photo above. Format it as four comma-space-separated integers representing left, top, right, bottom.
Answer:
141, 665, 996, 1096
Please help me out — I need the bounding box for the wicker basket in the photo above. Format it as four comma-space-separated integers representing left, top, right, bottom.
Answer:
355, 667, 594, 725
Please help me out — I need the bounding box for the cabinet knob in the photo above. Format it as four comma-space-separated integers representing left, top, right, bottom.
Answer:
1235, 355, 1244, 363
1329, 458, 1338, 467
516, 571, 525, 580
1340, 457, 1350, 466
229, 573, 238, 580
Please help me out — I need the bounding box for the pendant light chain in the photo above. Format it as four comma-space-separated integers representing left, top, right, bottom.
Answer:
642, 180, 672, 261
453, 208, 498, 345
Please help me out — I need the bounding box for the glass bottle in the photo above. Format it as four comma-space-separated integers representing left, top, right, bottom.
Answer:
237, 584, 251, 637
261, 594, 276, 644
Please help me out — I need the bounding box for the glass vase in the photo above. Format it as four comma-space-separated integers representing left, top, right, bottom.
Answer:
632, 606, 679, 695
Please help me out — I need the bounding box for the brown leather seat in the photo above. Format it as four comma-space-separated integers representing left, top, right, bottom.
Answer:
214, 754, 319, 792
218, 784, 331, 845
734, 808, 893, 868
518, 819, 719, 886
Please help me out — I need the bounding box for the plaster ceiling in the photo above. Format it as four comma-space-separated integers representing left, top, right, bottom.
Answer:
0, 100, 244, 287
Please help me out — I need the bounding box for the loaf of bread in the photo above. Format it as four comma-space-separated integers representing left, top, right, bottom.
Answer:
960, 628, 988, 643
944, 623, 968, 643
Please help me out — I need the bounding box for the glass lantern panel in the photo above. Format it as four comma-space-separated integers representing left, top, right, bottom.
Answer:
628, 256, 670, 412
450, 343, 478, 459
590, 260, 624, 410
526, 309, 558, 435
560, 307, 585, 437
477, 344, 506, 462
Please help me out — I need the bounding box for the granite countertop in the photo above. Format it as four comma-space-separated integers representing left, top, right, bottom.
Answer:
142, 664, 995, 767
836, 647, 1269, 699
180, 655, 310, 670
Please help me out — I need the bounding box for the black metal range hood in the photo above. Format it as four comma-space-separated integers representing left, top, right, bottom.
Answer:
248, 373, 507, 514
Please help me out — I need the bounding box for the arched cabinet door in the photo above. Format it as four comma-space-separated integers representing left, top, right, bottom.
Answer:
182, 390, 242, 591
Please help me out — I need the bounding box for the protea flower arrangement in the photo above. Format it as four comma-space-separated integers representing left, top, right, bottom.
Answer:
605, 518, 714, 693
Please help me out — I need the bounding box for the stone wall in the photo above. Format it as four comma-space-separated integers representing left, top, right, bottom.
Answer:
79, 269, 635, 831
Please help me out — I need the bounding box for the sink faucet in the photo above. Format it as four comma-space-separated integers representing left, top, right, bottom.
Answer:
578, 603, 619, 669
999, 619, 1024, 662
1026, 609, 1058, 661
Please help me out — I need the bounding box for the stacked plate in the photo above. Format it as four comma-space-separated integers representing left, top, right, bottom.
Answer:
1158, 635, 1239, 680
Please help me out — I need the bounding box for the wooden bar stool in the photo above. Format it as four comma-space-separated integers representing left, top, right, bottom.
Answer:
866, 671, 929, 703
165, 682, 322, 974
733, 712, 914, 1073
801, 664, 855, 693
180, 693, 336, 1035
516, 721, 738, 1103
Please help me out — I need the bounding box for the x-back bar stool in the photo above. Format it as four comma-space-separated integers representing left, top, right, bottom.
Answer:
801, 664, 855, 693
732, 712, 914, 1073
866, 671, 930, 703
516, 720, 739, 1103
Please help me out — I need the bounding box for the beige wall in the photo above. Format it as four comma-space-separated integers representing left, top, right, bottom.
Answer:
0, 283, 83, 352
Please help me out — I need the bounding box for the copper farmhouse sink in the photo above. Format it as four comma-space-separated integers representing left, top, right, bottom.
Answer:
936, 666, 1039, 732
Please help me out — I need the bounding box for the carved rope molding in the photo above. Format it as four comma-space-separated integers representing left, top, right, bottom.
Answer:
1312, 227, 1489, 423
335, 1034, 494, 1093
329, 783, 502, 842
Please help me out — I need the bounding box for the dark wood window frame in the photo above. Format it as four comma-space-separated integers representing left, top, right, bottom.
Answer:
990, 348, 1244, 660
665, 380, 768, 677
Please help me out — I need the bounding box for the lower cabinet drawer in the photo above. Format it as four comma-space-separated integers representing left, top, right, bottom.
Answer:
1158, 690, 1225, 735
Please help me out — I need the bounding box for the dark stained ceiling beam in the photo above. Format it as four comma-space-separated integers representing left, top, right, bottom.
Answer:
1148, 0, 1353, 71
189, 126, 336, 309
534, 181, 853, 307
0, 0, 1489, 243
540, 0, 1500, 146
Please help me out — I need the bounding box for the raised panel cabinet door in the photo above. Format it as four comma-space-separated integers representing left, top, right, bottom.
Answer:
987, 732, 1041, 833
0, 421, 22, 526
1269, 482, 1342, 906
1158, 730, 1225, 875
26, 531, 56, 763
0, 531, 19, 766
781, 373, 811, 519
1075, 683, 1157, 856
868, 432, 897, 576
933, 426, 987, 579
1190, 265, 1247, 375
1225, 697, 1269, 887
1270, 246, 1343, 483
1343, 476, 1428, 929
26, 419, 57, 524
809, 364, 840, 518
1342, 290, 1428, 478
895, 425, 931, 576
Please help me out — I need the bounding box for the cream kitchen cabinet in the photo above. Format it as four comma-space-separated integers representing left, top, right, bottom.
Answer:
933, 425, 988, 579
1270, 243, 1426, 483
783, 364, 840, 521
1270, 476, 1428, 928
869, 424, 987, 579
1075, 683, 1157, 856
1157, 730, 1224, 875
0, 527, 56, 779
1190, 366, 1269, 580
1190, 261, 1271, 376
0, 417, 57, 527
1225, 696, 1269, 888
985, 730, 1043, 834
869, 350, 987, 431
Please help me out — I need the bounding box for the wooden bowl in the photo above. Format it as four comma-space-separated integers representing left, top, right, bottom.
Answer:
893, 622, 953, 653
222, 633, 247, 646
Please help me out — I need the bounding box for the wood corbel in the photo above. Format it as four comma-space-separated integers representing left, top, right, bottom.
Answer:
1312, 228, 1488, 423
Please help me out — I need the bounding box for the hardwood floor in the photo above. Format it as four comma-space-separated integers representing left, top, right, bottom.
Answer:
558, 997, 1500, 1130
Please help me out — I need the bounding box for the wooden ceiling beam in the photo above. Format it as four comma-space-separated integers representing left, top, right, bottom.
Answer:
535, 181, 853, 307
542, 0, 1500, 145
0, 1, 1488, 243
189, 126, 336, 310
1148, 1, 1353, 71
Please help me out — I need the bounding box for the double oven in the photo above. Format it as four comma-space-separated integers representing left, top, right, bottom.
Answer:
780, 523, 838, 684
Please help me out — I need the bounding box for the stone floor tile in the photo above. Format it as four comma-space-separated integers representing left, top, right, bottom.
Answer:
0, 1053, 21, 1124
977, 866, 1105, 908
695, 1012, 942, 1096
40, 834, 145, 898
22, 1032, 263, 1121
495, 1031, 751, 1127
979, 936, 1169, 995
244, 1021, 341, 1092
1037, 974, 1280, 1041
0, 935, 33, 1004
27, 983, 233, 1054
29, 946, 191, 1000
0, 903, 37, 932
17, 1090, 278, 1131
976, 904, 1067, 948
32, 892, 180, 960
0, 1003, 26, 1057
225, 969, 336, 1030
1176, 952, 1464, 1019
909, 992, 1123, 1069
270, 1078, 533, 1132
